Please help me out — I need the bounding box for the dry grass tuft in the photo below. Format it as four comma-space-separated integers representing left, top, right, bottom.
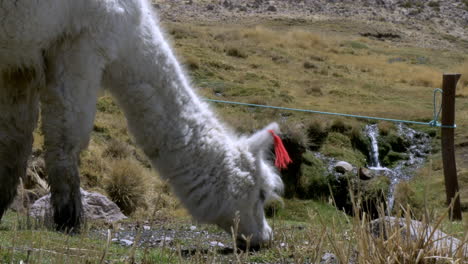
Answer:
324, 196, 468, 264
455, 62, 468, 97
377, 121, 396, 136
104, 158, 149, 216
102, 139, 132, 159
457, 62, 468, 88
80, 142, 109, 188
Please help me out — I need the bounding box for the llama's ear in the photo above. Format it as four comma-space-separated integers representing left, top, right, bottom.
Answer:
247, 122, 280, 154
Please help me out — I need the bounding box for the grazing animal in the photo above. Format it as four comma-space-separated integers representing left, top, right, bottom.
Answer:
0, 0, 285, 246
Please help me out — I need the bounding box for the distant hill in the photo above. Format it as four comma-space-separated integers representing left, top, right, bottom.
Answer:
153, 0, 468, 49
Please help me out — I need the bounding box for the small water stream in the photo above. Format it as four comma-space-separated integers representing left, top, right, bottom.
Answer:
364, 124, 431, 210
365, 124, 384, 169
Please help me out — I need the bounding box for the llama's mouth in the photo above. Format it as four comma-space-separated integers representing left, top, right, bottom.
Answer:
235, 227, 272, 250
236, 237, 264, 251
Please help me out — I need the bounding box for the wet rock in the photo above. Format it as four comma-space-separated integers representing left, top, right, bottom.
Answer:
358, 167, 374, 180
334, 161, 353, 174
30, 189, 127, 223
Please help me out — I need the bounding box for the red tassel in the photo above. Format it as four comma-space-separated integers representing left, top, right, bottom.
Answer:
268, 130, 292, 170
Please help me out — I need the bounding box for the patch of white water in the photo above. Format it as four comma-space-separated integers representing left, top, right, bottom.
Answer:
364, 124, 431, 211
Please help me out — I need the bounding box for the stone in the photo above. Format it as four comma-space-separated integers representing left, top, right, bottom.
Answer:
370, 217, 468, 257
119, 239, 134, 246
209, 241, 226, 247
358, 167, 374, 180
320, 252, 339, 264
334, 161, 353, 174
30, 188, 127, 223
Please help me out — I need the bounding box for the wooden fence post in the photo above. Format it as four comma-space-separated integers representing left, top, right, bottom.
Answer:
441, 73, 462, 221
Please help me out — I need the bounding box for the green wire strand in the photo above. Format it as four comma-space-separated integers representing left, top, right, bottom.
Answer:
204, 88, 456, 129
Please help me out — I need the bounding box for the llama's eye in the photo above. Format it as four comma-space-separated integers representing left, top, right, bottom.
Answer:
259, 190, 266, 202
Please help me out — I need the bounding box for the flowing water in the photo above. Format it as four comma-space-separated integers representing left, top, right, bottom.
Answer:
364, 124, 431, 210
365, 124, 384, 169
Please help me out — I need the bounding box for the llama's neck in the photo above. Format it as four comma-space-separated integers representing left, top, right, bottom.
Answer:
108, 14, 255, 223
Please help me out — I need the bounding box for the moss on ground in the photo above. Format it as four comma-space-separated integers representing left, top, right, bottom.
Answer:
298, 151, 331, 199
321, 132, 367, 167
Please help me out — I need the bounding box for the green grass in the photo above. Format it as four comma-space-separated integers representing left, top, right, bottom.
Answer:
0, 202, 350, 264
273, 199, 350, 225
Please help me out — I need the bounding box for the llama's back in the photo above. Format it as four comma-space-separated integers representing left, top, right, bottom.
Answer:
0, 0, 145, 70
0, 0, 71, 68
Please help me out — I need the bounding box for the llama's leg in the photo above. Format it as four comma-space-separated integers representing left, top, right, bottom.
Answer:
0, 70, 39, 220
41, 38, 104, 231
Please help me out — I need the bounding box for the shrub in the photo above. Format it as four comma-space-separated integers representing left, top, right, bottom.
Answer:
400, 1, 424, 9
226, 47, 248, 58
183, 56, 200, 71
304, 84, 323, 96
346, 41, 368, 50
428, 1, 440, 11
349, 126, 371, 162
303, 61, 317, 69
330, 119, 352, 134
279, 123, 309, 198
377, 121, 395, 136
102, 139, 132, 159
298, 151, 330, 199
393, 181, 423, 216
383, 151, 408, 167
358, 176, 391, 218
104, 159, 148, 215
306, 119, 329, 151
457, 62, 468, 87
399, 1, 412, 8
282, 122, 310, 149
96, 96, 120, 114
321, 132, 367, 167
80, 147, 108, 188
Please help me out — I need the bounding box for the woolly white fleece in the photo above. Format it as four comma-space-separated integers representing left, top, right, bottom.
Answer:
0, 0, 284, 246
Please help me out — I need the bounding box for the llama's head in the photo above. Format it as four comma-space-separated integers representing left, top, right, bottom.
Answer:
217, 122, 284, 248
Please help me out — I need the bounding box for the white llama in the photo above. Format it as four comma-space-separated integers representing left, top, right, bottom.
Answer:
0, 0, 286, 247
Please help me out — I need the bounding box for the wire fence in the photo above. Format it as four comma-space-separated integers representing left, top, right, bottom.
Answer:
204, 88, 456, 129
